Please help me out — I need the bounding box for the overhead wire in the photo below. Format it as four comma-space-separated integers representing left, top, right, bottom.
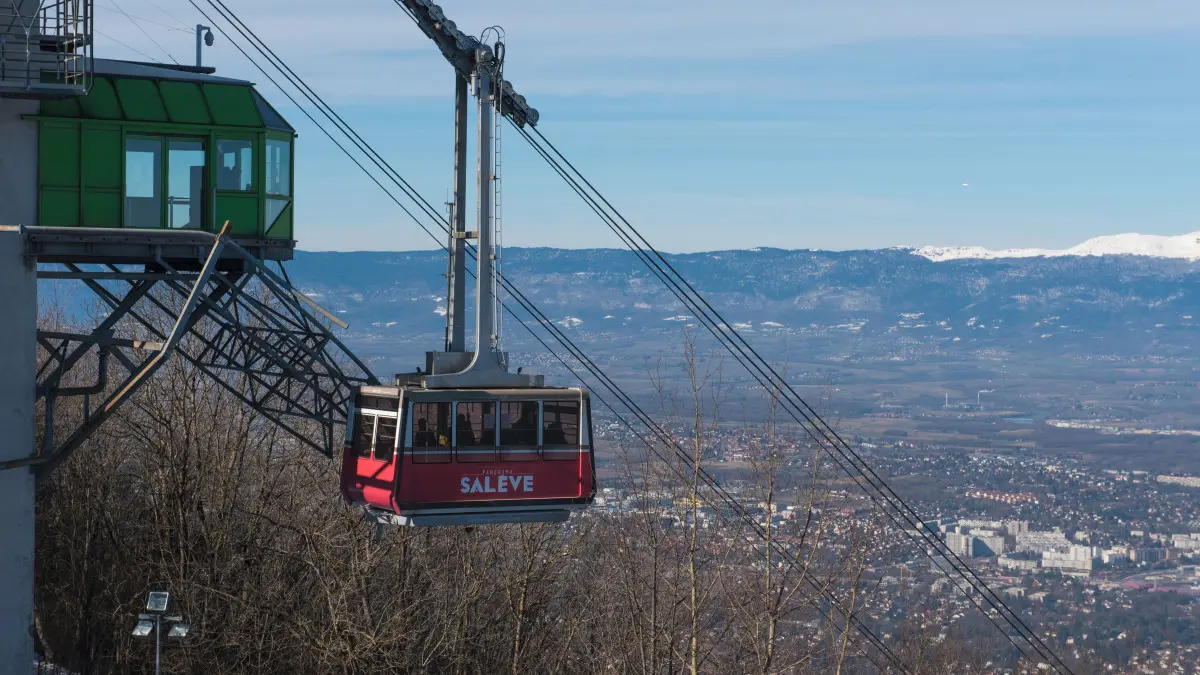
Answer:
507, 121, 1074, 674
94, 28, 164, 64
144, 0, 194, 31
95, 4, 192, 32
109, 0, 179, 63
185, 1, 907, 669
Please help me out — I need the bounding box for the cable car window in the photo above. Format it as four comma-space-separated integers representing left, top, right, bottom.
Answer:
352, 412, 376, 458
374, 416, 397, 464
500, 401, 539, 446
360, 395, 397, 412
500, 401, 539, 461
456, 401, 496, 462
543, 400, 580, 460
410, 402, 452, 464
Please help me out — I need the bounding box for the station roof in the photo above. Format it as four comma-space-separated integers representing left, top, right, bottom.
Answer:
37, 58, 293, 133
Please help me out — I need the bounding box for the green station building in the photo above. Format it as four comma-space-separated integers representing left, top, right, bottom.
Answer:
1, 58, 297, 260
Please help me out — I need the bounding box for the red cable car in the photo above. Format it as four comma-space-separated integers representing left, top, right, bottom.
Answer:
339, 49, 598, 525
340, 383, 596, 526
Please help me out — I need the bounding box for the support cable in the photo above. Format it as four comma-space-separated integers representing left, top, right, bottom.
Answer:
508, 122, 1073, 674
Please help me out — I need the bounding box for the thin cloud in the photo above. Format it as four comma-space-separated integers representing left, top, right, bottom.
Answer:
94, 0, 1200, 100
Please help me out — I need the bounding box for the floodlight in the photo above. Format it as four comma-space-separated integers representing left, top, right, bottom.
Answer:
132, 620, 154, 637
167, 622, 191, 639
146, 591, 169, 612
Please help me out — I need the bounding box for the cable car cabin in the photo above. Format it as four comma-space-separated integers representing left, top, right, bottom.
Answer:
340, 385, 596, 526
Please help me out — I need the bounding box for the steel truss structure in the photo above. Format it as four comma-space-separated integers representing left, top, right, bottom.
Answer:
1, 225, 377, 479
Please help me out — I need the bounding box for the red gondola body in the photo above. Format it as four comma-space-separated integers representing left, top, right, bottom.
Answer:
340, 384, 596, 526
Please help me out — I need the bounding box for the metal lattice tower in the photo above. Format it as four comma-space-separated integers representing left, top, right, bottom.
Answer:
2, 224, 378, 480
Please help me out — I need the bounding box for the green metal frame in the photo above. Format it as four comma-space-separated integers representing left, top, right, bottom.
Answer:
29, 74, 295, 240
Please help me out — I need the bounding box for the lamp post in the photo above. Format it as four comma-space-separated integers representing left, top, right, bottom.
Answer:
131, 590, 190, 675
195, 25, 214, 68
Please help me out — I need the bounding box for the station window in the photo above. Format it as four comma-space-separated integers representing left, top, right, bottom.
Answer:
216, 139, 254, 191
456, 401, 496, 462
410, 402, 452, 464
124, 137, 162, 228
125, 136, 209, 229
167, 139, 205, 229
265, 139, 291, 196
543, 400, 580, 459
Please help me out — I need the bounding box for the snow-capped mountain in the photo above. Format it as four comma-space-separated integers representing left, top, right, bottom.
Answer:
238, 245, 1200, 378
914, 232, 1200, 262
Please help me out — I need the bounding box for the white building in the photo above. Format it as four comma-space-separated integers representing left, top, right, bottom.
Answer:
1101, 548, 1129, 566
1043, 545, 1099, 573
1016, 529, 1070, 554
999, 554, 1040, 572
1171, 534, 1200, 551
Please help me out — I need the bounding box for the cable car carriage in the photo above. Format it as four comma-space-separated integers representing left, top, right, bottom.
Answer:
340, 43, 596, 526
341, 378, 596, 526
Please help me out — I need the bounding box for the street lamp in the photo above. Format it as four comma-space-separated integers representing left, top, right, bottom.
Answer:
195, 25, 214, 68
131, 590, 190, 675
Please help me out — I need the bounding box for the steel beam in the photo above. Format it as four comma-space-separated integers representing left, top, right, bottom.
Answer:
446, 72, 469, 352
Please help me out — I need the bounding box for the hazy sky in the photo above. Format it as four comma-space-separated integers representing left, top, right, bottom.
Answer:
94, 0, 1200, 252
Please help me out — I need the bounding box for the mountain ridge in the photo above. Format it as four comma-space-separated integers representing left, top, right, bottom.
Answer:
303, 231, 1200, 262
912, 231, 1200, 262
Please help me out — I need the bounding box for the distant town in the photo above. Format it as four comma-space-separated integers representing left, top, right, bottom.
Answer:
590, 420, 1200, 673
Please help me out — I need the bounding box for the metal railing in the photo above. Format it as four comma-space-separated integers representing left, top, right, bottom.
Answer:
0, 0, 91, 96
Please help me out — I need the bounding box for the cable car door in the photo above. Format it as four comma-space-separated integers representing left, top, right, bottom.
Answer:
345, 394, 401, 511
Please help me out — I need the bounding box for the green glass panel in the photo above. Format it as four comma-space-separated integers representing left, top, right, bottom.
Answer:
275, 203, 294, 240
39, 97, 81, 118
158, 81, 211, 125
82, 190, 120, 227
38, 125, 80, 188
78, 78, 123, 119
254, 90, 294, 132
39, 188, 79, 227
216, 193, 259, 236
202, 84, 262, 127
264, 198, 291, 238
114, 79, 168, 122
81, 128, 121, 189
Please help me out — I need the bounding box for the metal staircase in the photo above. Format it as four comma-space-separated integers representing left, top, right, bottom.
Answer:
1, 0, 91, 97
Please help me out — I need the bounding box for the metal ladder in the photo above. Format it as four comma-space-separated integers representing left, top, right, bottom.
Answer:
492, 71, 505, 352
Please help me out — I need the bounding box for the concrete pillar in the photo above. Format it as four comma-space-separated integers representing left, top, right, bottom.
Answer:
0, 99, 39, 229
0, 226, 35, 674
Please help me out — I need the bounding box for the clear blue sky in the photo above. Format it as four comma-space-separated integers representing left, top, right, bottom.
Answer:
96, 0, 1200, 252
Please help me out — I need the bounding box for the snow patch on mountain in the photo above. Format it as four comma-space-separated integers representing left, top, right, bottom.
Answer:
913, 232, 1200, 262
